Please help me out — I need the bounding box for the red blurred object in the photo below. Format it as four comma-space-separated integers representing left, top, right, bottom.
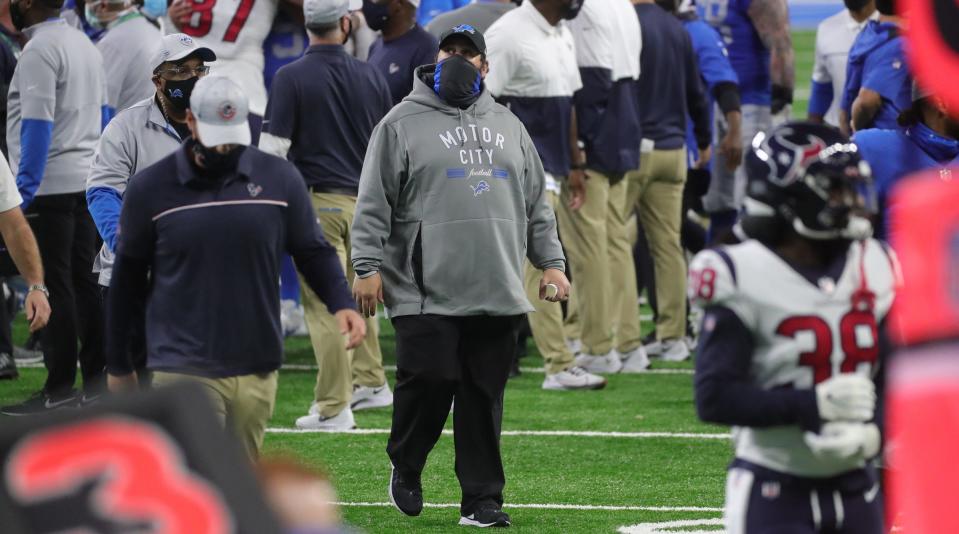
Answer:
887, 170, 959, 533
888, 347, 959, 534
901, 0, 959, 116
888, 169, 959, 345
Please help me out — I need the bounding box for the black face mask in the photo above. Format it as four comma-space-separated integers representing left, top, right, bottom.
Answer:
162, 76, 200, 113
563, 0, 584, 20
432, 56, 482, 109
9, 1, 26, 31
362, 0, 390, 32
843, 0, 870, 12
191, 141, 246, 174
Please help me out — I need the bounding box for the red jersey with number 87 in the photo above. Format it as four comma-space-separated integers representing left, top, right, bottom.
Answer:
688, 239, 897, 477
162, 0, 278, 115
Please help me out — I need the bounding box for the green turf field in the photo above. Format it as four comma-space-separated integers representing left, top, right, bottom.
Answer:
0, 31, 818, 533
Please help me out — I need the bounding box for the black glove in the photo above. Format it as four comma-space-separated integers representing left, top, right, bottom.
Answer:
771, 84, 794, 115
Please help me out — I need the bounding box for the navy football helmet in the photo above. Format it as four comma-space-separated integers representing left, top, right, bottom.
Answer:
743, 122, 876, 241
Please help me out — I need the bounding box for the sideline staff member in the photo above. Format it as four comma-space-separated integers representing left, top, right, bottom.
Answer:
3, 3, 107, 415
260, 0, 394, 432
106, 77, 366, 459
352, 25, 569, 528
87, 34, 216, 385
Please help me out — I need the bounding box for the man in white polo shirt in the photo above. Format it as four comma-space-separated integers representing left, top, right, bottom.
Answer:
0, 150, 51, 381
486, 0, 608, 391
808, 0, 878, 126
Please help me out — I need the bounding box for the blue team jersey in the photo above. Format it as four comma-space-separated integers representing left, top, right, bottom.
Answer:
262, 13, 308, 91
854, 123, 959, 239
842, 21, 910, 130
699, 0, 769, 106
684, 17, 739, 166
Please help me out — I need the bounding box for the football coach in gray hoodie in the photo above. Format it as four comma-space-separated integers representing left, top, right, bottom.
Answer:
351, 25, 569, 528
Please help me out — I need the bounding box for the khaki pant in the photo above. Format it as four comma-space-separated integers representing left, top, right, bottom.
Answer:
524, 191, 575, 375
300, 193, 385, 418
621, 148, 688, 341
556, 170, 614, 356
152, 370, 278, 460
607, 176, 643, 353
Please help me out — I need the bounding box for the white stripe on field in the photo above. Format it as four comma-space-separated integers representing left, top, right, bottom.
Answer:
334, 501, 723, 513
266, 428, 730, 440
619, 518, 726, 533
279, 363, 694, 375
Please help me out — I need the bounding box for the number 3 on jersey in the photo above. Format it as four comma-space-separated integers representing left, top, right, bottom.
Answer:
776, 312, 879, 384
181, 0, 255, 43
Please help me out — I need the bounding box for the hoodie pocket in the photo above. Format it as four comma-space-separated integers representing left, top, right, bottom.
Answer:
420, 219, 528, 315
410, 223, 425, 295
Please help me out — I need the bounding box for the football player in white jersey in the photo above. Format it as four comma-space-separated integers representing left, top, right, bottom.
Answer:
691, 122, 895, 534
163, 0, 281, 136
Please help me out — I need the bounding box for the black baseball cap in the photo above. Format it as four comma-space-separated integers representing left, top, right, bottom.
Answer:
438, 24, 486, 55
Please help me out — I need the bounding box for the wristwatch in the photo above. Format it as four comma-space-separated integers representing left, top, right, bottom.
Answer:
28, 284, 49, 298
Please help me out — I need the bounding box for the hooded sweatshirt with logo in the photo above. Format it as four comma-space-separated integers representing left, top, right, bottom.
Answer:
351, 64, 566, 318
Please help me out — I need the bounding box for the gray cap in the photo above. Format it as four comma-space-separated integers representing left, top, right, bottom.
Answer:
151, 33, 216, 73
304, 0, 350, 26
190, 76, 251, 147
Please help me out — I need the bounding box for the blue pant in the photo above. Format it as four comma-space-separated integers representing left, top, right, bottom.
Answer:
725, 460, 883, 534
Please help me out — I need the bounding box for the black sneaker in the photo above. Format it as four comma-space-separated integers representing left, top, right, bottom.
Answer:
77, 392, 103, 408
0, 352, 18, 380
459, 506, 511, 528
388, 465, 423, 516
1, 390, 77, 416
13, 345, 43, 364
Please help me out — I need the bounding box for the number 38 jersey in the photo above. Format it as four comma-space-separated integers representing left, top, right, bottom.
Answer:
162, 0, 278, 115
689, 238, 897, 477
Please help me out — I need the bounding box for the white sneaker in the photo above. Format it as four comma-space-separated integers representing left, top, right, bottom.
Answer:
351, 383, 394, 411
573, 350, 623, 374
565, 338, 582, 355
643, 339, 665, 357
660, 339, 691, 362
619, 346, 651, 373
684, 335, 697, 352
295, 407, 356, 431
542, 366, 607, 390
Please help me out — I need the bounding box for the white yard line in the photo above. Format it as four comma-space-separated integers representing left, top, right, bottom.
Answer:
619, 518, 726, 533
279, 363, 694, 375
335, 501, 723, 513
267, 428, 730, 439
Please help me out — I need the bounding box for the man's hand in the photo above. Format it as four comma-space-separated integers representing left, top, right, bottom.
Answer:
108, 372, 139, 393
718, 130, 743, 172
694, 145, 713, 170
24, 289, 49, 332
566, 170, 587, 210
353, 272, 383, 317
167, 0, 193, 29
335, 309, 367, 349
804, 422, 881, 462
815, 373, 876, 422
539, 268, 570, 302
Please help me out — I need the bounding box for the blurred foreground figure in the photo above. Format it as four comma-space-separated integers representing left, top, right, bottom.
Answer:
257, 458, 346, 533
887, 169, 959, 534
0, 383, 283, 534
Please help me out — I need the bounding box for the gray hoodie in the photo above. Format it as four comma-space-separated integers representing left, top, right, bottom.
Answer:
351, 65, 565, 318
